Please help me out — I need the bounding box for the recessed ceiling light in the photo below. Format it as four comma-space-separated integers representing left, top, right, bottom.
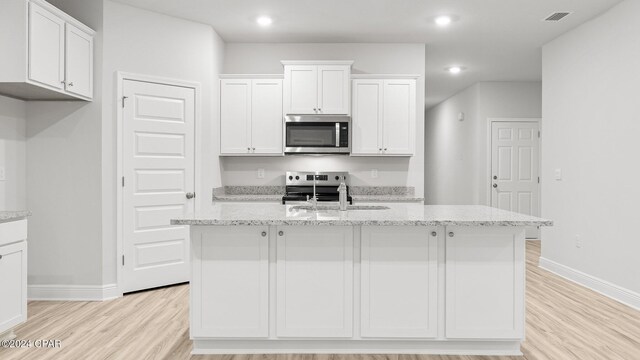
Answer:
256, 16, 273, 26
435, 16, 452, 26
446, 66, 464, 74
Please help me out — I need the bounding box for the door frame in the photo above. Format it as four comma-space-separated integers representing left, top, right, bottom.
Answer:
485, 117, 542, 230
115, 72, 202, 297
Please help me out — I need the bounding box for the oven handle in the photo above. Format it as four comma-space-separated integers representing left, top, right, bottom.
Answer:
335, 123, 340, 147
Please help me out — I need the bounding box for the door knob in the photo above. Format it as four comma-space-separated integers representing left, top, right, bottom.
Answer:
493, 184, 498, 188
186, 192, 195, 199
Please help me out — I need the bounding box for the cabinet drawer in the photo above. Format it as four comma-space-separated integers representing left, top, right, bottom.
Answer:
0, 220, 28, 247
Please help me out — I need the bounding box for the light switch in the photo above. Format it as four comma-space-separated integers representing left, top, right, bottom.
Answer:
0, 167, 5, 181
371, 169, 378, 179
257, 168, 265, 179
554, 168, 562, 181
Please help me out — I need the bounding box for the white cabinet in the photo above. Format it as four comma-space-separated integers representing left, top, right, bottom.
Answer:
0, 0, 94, 101
191, 226, 269, 338
445, 226, 525, 339
276, 226, 353, 338
220, 77, 283, 156
0, 219, 28, 336
351, 77, 417, 156
361, 226, 438, 338
283, 61, 352, 115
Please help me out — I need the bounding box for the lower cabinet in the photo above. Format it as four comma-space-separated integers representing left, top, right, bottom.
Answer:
276, 226, 353, 338
361, 226, 438, 338
0, 240, 27, 335
191, 226, 269, 338
445, 226, 525, 339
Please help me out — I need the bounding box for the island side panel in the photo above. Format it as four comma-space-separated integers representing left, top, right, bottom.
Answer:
445, 226, 526, 340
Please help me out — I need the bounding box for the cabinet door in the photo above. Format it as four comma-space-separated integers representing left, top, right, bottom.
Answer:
276, 226, 353, 338
445, 226, 525, 339
191, 226, 269, 338
351, 80, 383, 155
251, 79, 283, 155
361, 226, 438, 338
28, 2, 65, 90
65, 23, 93, 99
382, 79, 415, 155
0, 241, 27, 335
220, 79, 251, 154
284, 65, 317, 114
317, 65, 350, 115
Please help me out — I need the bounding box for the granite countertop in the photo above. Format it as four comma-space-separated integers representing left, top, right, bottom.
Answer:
211, 186, 424, 202
172, 203, 552, 227
0, 210, 31, 223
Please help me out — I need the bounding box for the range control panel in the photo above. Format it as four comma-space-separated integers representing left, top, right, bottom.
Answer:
285, 171, 348, 186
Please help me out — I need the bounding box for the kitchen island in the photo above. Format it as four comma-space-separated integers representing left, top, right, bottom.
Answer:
172, 203, 551, 356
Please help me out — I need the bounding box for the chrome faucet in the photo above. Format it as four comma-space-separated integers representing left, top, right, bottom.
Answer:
306, 174, 318, 211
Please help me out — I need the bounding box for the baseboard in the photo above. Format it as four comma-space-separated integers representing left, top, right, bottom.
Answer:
28, 283, 120, 301
539, 257, 640, 310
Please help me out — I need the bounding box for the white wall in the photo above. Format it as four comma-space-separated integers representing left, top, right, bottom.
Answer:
102, 1, 225, 285
222, 43, 426, 196
424, 82, 541, 205
0, 95, 27, 210
541, 0, 640, 297
26, 0, 104, 286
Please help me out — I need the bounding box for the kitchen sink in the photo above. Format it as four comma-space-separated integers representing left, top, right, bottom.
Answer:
290, 205, 390, 211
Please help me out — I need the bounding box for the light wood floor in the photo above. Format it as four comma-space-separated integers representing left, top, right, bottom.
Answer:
2, 241, 639, 360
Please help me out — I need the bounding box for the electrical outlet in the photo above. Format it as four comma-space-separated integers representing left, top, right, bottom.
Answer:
575, 234, 582, 248
0, 167, 5, 181
257, 168, 265, 179
371, 169, 378, 179
554, 168, 562, 181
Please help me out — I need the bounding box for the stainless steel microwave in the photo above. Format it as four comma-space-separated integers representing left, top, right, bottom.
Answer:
284, 115, 350, 154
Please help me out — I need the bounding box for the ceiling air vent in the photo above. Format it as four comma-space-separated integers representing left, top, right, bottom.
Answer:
544, 12, 572, 22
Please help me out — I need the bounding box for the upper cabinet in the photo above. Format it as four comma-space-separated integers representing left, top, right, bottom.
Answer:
220, 75, 284, 156
351, 76, 417, 156
0, 0, 94, 101
282, 61, 352, 115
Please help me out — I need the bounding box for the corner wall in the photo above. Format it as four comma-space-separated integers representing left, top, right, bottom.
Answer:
0, 95, 27, 210
541, 0, 640, 306
424, 82, 541, 205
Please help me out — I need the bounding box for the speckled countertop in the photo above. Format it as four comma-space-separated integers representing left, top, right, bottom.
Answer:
211, 186, 424, 202
172, 203, 552, 227
0, 211, 31, 223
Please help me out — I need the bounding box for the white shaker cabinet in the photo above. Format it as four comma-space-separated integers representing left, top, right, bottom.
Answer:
351, 77, 417, 156
220, 76, 283, 156
276, 226, 353, 338
191, 226, 270, 338
361, 226, 438, 338
0, 0, 94, 101
0, 219, 28, 337
445, 226, 525, 340
282, 61, 352, 115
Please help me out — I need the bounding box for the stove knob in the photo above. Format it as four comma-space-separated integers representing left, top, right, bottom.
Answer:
288, 176, 293, 180
295, 176, 300, 180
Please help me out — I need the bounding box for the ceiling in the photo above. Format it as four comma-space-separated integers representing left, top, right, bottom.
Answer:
114, 0, 622, 108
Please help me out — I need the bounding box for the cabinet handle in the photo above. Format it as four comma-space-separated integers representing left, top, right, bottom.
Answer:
384, 148, 388, 151
252, 147, 256, 151
431, 231, 437, 237
60, 80, 66, 85
379, 148, 382, 151
68, 82, 74, 87
247, 147, 251, 151
261, 231, 267, 237
318, 108, 321, 111
278, 231, 284, 236
448, 232, 455, 237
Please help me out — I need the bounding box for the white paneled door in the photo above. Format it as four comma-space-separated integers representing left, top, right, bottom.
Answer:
122, 80, 195, 293
491, 120, 540, 238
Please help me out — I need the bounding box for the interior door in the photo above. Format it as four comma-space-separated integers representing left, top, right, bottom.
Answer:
122, 79, 195, 293
64, 23, 93, 98
28, 2, 65, 90
251, 79, 283, 154
491, 121, 540, 238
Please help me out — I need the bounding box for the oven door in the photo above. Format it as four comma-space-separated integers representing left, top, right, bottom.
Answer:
285, 122, 349, 154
